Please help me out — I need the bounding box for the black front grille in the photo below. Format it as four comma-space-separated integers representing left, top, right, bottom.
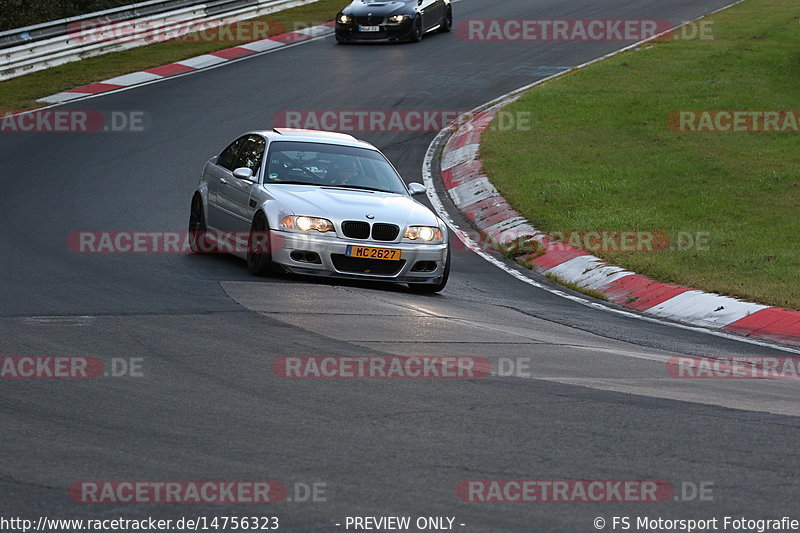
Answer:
331, 255, 406, 276
372, 223, 400, 242
342, 221, 400, 241
355, 15, 384, 25
342, 221, 370, 239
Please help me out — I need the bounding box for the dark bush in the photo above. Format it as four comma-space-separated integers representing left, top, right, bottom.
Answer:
0, 0, 138, 32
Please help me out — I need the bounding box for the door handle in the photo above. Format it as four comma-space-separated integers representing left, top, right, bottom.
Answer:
220, 178, 228, 185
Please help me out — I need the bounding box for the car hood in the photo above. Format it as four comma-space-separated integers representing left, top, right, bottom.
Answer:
265, 185, 440, 228
342, 0, 412, 17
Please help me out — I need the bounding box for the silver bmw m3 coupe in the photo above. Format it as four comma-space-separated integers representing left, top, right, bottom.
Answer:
189, 129, 450, 292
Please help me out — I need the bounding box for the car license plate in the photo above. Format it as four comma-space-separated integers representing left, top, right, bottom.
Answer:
346, 245, 401, 261
358, 25, 380, 32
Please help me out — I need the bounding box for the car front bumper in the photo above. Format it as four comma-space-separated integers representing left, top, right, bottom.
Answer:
335, 20, 415, 42
270, 230, 448, 283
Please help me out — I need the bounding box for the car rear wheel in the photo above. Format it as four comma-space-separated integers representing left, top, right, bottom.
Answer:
410, 16, 423, 42
247, 213, 275, 276
188, 194, 209, 253
440, 7, 452, 32
408, 246, 450, 294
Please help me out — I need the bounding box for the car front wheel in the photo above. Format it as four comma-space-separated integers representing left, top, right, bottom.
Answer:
188, 194, 209, 253
247, 213, 275, 276
409, 16, 423, 42
440, 7, 452, 32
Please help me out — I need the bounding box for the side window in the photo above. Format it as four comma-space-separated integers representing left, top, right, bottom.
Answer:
232, 135, 267, 175
218, 136, 247, 171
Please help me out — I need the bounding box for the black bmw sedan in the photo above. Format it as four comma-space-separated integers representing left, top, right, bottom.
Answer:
335, 0, 453, 43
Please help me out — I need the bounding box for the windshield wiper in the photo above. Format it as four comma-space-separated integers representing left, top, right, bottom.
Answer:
267, 180, 319, 186
324, 184, 393, 193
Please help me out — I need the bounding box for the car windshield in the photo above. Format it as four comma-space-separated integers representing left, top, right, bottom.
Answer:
264, 141, 408, 194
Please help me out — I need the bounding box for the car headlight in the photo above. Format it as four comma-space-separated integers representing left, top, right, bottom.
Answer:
281, 216, 334, 233
388, 14, 409, 23
404, 226, 442, 243
338, 14, 352, 24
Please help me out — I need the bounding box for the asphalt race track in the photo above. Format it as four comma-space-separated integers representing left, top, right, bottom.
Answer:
1, 0, 799, 531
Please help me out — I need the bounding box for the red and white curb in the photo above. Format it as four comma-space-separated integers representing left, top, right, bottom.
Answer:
435, 104, 800, 348
38, 23, 334, 104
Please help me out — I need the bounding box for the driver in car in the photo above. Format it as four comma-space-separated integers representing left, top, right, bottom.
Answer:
333, 159, 363, 185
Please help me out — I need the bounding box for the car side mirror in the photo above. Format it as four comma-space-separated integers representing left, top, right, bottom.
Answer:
408, 183, 427, 196
233, 167, 255, 181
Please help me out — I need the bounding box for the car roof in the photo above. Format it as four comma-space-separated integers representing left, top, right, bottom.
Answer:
253, 129, 379, 151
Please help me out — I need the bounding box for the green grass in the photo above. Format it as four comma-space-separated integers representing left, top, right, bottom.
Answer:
0, 0, 348, 111
481, 0, 800, 309
545, 273, 609, 301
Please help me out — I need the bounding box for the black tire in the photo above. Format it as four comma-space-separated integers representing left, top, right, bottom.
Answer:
409, 16, 423, 42
408, 245, 450, 294
246, 213, 274, 276
440, 7, 452, 32
188, 194, 209, 253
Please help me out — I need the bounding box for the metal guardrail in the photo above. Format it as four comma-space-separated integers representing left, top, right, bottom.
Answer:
0, 0, 206, 50
0, 0, 321, 81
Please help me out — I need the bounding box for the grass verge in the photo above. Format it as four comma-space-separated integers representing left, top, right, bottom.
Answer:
545, 273, 609, 301
0, 0, 348, 111
481, 0, 800, 309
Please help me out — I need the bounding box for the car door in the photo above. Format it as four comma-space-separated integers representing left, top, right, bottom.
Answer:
435, 0, 448, 27
216, 134, 266, 235
206, 135, 247, 230
418, 0, 443, 30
